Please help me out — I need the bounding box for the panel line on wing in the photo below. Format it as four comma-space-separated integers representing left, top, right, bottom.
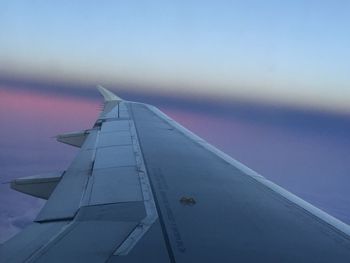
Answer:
112, 116, 159, 256
117, 104, 177, 263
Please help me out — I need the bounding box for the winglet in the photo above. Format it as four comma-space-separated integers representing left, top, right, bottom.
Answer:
97, 85, 122, 102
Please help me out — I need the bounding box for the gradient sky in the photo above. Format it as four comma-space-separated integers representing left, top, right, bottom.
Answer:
1, 1, 350, 112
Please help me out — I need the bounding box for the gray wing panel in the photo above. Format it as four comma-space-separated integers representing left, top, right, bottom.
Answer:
129, 102, 350, 263
86, 166, 143, 205
101, 120, 130, 133
94, 145, 136, 169
0, 221, 69, 263
29, 203, 145, 263
97, 131, 132, 147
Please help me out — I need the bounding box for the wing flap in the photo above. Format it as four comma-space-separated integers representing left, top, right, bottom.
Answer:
85, 166, 143, 206
35, 169, 89, 222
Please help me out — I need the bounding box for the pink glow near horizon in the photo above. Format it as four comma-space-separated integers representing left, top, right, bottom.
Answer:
0, 87, 99, 130
0, 87, 101, 176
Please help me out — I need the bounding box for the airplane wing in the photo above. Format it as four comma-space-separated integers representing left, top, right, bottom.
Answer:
1, 86, 350, 263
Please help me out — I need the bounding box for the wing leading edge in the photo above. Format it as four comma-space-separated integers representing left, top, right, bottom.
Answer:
1, 86, 350, 263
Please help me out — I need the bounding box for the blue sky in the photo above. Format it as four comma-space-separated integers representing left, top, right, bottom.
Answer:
1, 1, 350, 112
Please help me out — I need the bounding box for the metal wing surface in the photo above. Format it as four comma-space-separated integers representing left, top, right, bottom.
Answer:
1, 86, 350, 263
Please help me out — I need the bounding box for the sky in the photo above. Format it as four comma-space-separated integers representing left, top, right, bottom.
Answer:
1, 1, 350, 112
0, 1, 350, 242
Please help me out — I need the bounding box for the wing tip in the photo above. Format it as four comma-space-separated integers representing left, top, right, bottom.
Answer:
97, 85, 122, 102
